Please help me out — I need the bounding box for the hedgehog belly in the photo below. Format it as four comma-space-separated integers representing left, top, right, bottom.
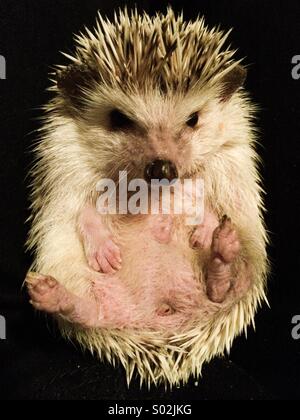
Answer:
99, 215, 207, 331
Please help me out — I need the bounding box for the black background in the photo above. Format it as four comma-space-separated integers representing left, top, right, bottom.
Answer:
0, 0, 299, 400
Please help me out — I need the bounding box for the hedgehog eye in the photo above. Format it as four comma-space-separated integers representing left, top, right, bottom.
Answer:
186, 112, 199, 128
110, 109, 133, 130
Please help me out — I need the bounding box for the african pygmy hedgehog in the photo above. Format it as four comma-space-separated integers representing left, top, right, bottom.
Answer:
26, 8, 269, 387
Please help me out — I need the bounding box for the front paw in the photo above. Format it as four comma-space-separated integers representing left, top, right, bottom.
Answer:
85, 236, 122, 274
190, 226, 213, 250
190, 211, 219, 250
78, 205, 122, 274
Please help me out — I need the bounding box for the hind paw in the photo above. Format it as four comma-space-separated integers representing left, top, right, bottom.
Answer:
211, 215, 241, 263
26, 272, 74, 315
206, 216, 241, 303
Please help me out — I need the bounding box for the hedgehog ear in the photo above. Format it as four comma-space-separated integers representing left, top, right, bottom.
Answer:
56, 63, 98, 108
219, 65, 247, 101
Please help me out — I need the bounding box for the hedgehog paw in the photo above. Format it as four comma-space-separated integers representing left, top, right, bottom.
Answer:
26, 272, 74, 315
26, 272, 105, 328
211, 215, 241, 263
190, 208, 219, 250
78, 204, 122, 274
206, 216, 241, 303
85, 236, 122, 274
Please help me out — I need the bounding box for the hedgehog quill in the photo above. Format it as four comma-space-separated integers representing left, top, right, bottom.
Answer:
26, 8, 269, 387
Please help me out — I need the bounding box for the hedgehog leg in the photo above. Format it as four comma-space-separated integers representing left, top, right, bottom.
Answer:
26, 272, 100, 328
78, 204, 122, 274
26, 271, 140, 329
206, 216, 242, 303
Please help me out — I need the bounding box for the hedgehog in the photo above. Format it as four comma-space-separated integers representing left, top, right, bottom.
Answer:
25, 8, 269, 387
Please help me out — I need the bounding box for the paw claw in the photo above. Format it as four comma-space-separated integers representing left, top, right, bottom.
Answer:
220, 214, 229, 224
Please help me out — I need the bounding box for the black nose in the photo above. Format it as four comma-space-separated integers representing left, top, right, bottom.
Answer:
144, 160, 178, 183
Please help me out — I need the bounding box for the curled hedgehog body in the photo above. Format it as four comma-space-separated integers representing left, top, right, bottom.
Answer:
26, 9, 269, 386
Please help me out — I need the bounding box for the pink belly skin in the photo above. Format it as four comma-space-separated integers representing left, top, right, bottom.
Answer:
91, 214, 205, 330
26, 209, 250, 331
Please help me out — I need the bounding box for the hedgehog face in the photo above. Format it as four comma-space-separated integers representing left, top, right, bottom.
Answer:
92, 89, 225, 181
54, 9, 247, 182
56, 83, 246, 185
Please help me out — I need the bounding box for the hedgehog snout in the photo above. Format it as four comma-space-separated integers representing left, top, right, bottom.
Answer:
144, 160, 178, 183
